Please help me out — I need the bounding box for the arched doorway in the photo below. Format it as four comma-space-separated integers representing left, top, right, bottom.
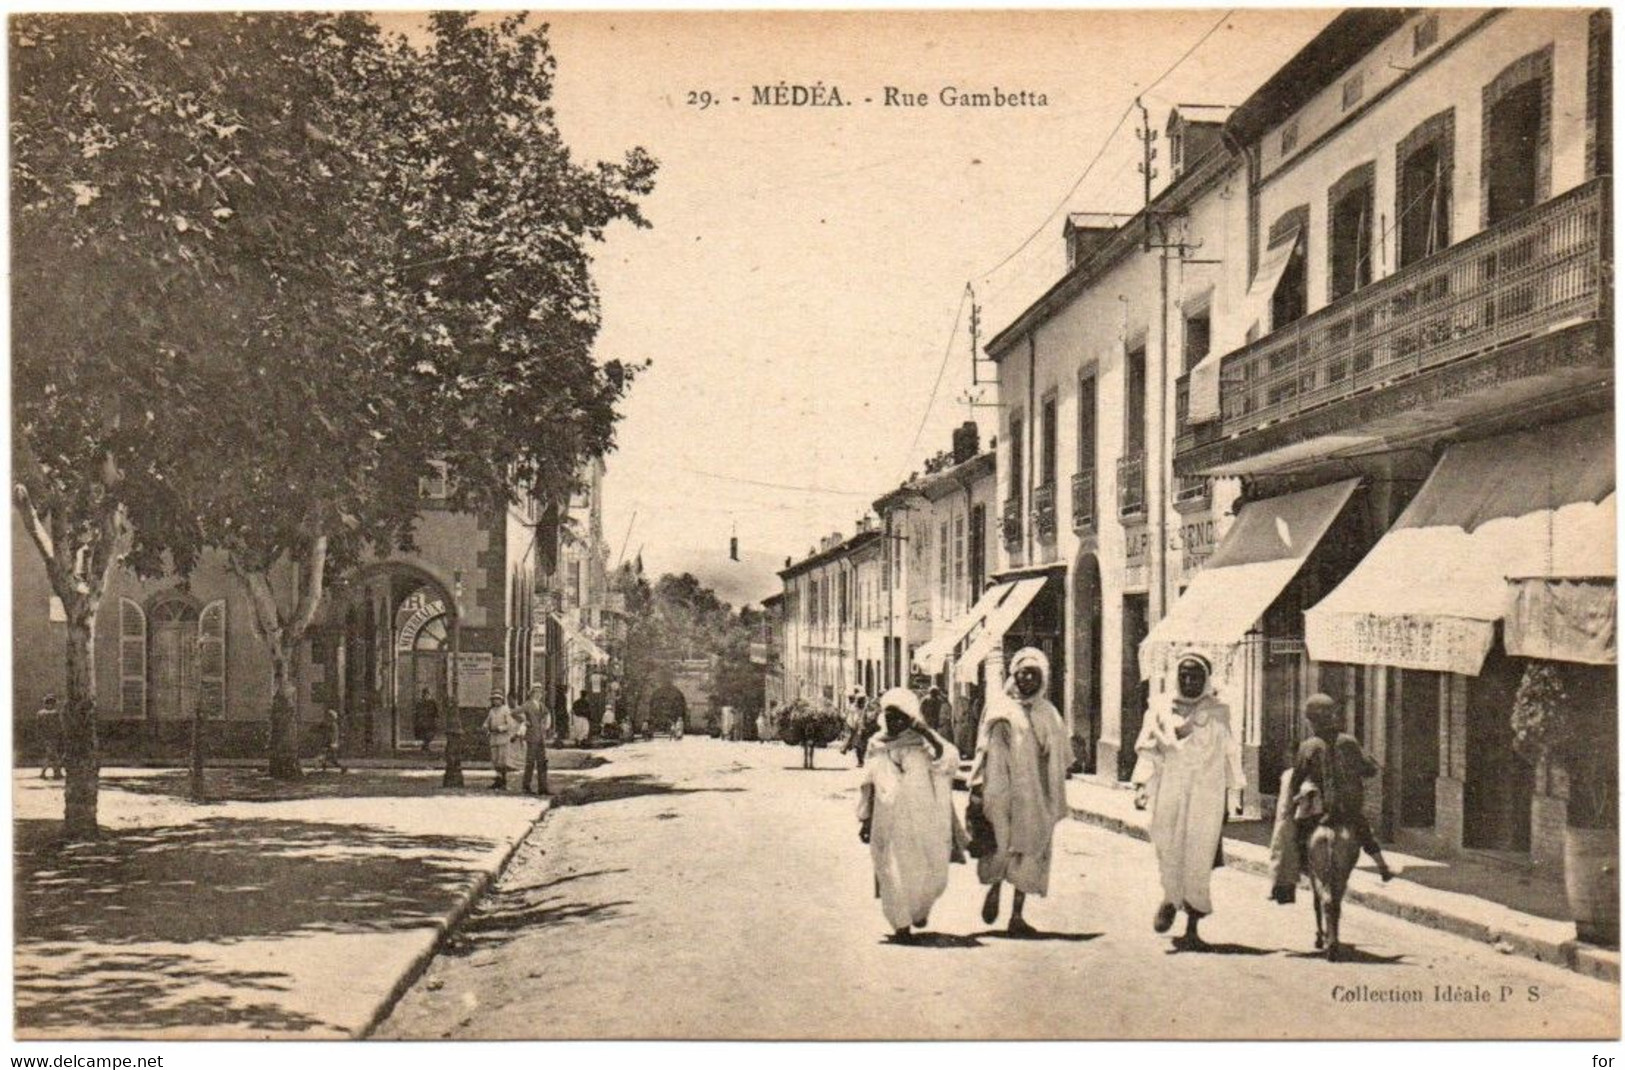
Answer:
393, 590, 449, 749
149, 597, 201, 724
1071, 553, 1103, 774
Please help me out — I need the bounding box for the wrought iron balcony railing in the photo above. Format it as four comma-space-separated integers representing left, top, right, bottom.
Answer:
1033, 482, 1057, 541
1185, 177, 1608, 448
1071, 469, 1096, 533
1174, 474, 1211, 508
1117, 453, 1146, 519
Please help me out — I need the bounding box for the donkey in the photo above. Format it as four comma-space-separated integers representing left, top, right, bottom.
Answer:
1304, 820, 1362, 961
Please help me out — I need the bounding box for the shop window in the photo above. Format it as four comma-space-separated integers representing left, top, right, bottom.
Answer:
1328, 162, 1375, 301
1481, 46, 1552, 228
1396, 111, 1455, 268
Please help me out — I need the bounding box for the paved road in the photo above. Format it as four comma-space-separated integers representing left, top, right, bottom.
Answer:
377, 739, 1618, 1040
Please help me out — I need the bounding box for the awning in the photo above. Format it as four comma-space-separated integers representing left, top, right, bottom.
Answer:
1306, 414, 1614, 675
1140, 477, 1360, 681
1187, 227, 1300, 423
913, 582, 1012, 673
1505, 480, 1616, 664
954, 577, 1047, 685
552, 612, 610, 664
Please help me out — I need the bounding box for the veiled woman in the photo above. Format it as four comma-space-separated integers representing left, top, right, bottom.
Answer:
972, 647, 1070, 935
1132, 652, 1245, 950
856, 688, 961, 942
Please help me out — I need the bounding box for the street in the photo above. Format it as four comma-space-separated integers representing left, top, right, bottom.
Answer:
377, 739, 1619, 1041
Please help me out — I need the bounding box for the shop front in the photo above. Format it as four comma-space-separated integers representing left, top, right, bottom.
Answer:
1306, 413, 1614, 861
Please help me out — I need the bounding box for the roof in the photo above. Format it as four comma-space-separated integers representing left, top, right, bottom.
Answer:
777, 529, 881, 581
1223, 9, 1412, 144
873, 450, 996, 512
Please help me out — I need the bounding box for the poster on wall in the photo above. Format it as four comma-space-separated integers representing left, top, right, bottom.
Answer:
454, 652, 494, 706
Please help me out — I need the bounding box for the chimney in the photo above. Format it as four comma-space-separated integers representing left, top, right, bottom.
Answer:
951, 421, 980, 465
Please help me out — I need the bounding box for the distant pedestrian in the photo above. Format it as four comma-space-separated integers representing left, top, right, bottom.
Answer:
920, 686, 950, 734
316, 708, 347, 773
414, 687, 439, 752
972, 648, 1069, 935
35, 693, 63, 780
577, 688, 602, 740
520, 685, 551, 796
1132, 652, 1245, 950
841, 693, 876, 768
484, 692, 518, 790
858, 688, 963, 942
954, 682, 983, 762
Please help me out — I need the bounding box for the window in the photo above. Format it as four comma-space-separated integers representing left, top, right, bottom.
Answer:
119, 598, 147, 718
1280, 120, 1298, 156
1267, 214, 1308, 331
1328, 163, 1375, 301
418, 460, 450, 500
969, 504, 987, 595
1342, 71, 1364, 111
938, 520, 949, 611
1008, 411, 1025, 509
953, 514, 966, 607
1040, 394, 1058, 487
1413, 13, 1439, 54
1077, 373, 1097, 472
1124, 343, 1147, 454
1482, 48, 1552, 227
1397, 111, 1455, 268
1183, 305, 1211, 373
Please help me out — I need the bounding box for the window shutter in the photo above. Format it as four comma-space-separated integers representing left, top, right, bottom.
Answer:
119, 599, 147, 718
198, 600, 227, 718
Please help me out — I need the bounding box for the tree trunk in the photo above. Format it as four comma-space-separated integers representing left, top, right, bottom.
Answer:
62, 616, 100, 839
267, 640, 303, 780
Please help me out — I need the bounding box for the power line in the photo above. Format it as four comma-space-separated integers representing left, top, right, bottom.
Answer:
674, 466, 876, 498
976, 8, 1236, 282
896, 282, 972, 483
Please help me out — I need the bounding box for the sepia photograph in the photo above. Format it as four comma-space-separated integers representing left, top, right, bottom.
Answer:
8, 4, 1620, 1047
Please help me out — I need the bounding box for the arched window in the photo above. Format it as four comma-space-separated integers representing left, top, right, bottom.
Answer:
148, 598, 200, 721
198, 600, 227, 718
118, 598, 147, 718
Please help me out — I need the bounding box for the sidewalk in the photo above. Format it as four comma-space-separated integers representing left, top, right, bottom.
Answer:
1065, 777, 1620, 983
14, 767, 552, 1039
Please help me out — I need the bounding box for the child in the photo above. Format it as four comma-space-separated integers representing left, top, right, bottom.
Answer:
1291, 693, 1394, 882
484, 692, 517, 790
316, 708, 347, 773
856, 688, 962, 943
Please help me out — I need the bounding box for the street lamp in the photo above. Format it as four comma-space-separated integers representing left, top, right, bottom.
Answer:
443, 570, 466, 788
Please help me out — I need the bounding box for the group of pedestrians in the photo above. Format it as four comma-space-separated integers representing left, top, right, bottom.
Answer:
855, 647, 1069, 943
854, 647, 1389, 949
481, 686, 551, 794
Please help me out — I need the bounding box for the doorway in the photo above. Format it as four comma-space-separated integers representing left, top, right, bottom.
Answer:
149, 599, 200, 724
1118, 593, 1150, 782
1464, 647, 1533, 852
1397, 669, 1441, 829
1485, 78, 1544, 225
1072, 553, 1103, 773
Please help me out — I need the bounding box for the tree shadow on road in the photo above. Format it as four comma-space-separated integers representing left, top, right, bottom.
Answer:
549, 774, 746, 808
15, 815, 498, 1037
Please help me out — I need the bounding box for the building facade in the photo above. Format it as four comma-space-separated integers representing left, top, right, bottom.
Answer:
13, 459, 613, 759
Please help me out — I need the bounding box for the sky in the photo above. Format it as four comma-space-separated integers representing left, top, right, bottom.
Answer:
520, 10, 1338, 603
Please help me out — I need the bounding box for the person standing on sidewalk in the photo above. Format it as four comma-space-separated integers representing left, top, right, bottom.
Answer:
316, 708, 347, 773
973, 648, 1069, 935
520, 685, 551, 796
1133, 652, 1245, 950
413, 688, 439, 753
35, 694, 63, 780
483, 692, 518, 790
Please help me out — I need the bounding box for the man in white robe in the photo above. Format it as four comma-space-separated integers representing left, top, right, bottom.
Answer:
972, 647, 1070, 935
1133, 652, 1246, 949
856, 688, 961, 942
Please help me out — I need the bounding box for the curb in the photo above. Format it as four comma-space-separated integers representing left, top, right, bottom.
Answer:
1067, 802, 1620, 984
353, 799, 553, 1038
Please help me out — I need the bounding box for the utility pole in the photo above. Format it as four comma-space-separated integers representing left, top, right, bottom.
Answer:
1136, 97, 1158, 252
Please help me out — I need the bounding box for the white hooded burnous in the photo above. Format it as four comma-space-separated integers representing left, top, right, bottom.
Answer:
973, 648, 1070, 930
856, 688, 961, 933
1133, 652, 1246, 944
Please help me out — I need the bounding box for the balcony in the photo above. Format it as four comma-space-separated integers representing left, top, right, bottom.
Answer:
1116, 453, 1146, 519
1174, 474, 1211, 509
1178, 177, 1610, 475
1071, 469, 1096, 533
1001, 497, 1023, 548
1032, 482, 1057, 541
